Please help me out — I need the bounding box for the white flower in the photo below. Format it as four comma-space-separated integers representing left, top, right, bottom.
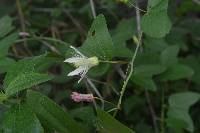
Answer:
64, 46, 99, 83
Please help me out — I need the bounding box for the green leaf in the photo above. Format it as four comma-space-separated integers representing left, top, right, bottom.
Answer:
179, 18, 200, 38
112, 18, 136, 58
0, 16, 14, 38
34, 52, 62, 72
123, 96, 145, 115
2, 104, 44, 133
97, 109, 135, 133
88, 63, 110, 77
165, 26, 189, 51
167, 109, 193, 133
160, 45, 179, 66
141, 0, 172, 38
131, 75, 157, 91
130, 64, 165, 91
159, 64, 194, 81
71, 107, 96, 130
65, 14, 114, 77
80, 14, 114, 60
3, 54, 55, 88
3, 60, 35, 89
147, 0, 168, 10
148, 0, 169, 12
5, 73, 53, 96
166, 118, 187, 133
134, 64, 166, 77
0, 58, 15, 74
181, 56, 200, 85
169, 92, 200, 110
135, 52, 160, 65
52, 64, 73, 83
148, 0, 163, 8
144, 37, 168, 52
178, 0, 200, 14
167, 92, 200, 132
0, 92, 7, 103
141, 11, 171, 38
26, 90, 87, 133
0, 32, 18, 58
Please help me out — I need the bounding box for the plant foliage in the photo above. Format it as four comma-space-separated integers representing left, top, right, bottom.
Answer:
0, 0, 199, 133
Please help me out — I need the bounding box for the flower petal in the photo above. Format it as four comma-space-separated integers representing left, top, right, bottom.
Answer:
70, 46, 86, 58
67, 66, 85, 76
78, 67, 89, 83
64, 57, 83, 63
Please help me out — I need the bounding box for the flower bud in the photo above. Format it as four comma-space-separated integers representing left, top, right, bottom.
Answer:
71, 92, 94, 102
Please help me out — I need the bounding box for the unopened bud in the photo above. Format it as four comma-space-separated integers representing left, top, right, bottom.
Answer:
71, 92, 94, 102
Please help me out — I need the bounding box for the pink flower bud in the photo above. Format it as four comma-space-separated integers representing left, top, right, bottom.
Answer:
71, 92, 94, 102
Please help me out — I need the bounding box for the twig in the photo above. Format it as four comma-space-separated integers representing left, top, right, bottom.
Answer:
161, 84, 166, 133
193, 0, 200, 4
114, 65, 126, 80
135, 1, 141, 37
51, 26, 60, 45
16, 0, 32, 56
145, 90, 159, 133
86, 78, 104, 109
85, 80, 98, 110
88, 78, 119, 95
41, 40, 60, 54
15, 36, 70, 47
107, 108, 118, 113
16, 0, 26, 35
11, 45, 19, 56
8, 53, 26, 59
113, 32, 143, 117
88, 78, 107, 85
89, 0, 97, 18
35, 28, 60, 54
98, 3, 119, 21
63, 9, 86, 35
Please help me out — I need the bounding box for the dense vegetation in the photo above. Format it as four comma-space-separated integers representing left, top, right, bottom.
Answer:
0, 0, 200, 133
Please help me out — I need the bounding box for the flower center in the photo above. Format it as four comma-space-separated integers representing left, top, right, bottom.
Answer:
74, 56, 99, 68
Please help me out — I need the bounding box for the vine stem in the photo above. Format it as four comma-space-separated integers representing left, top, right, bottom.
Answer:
127, 1, 147, 13
94, 97, 117, 108
113, 32, 143, 117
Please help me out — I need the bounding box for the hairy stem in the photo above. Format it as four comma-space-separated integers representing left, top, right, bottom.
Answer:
113, 32, 142, 117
